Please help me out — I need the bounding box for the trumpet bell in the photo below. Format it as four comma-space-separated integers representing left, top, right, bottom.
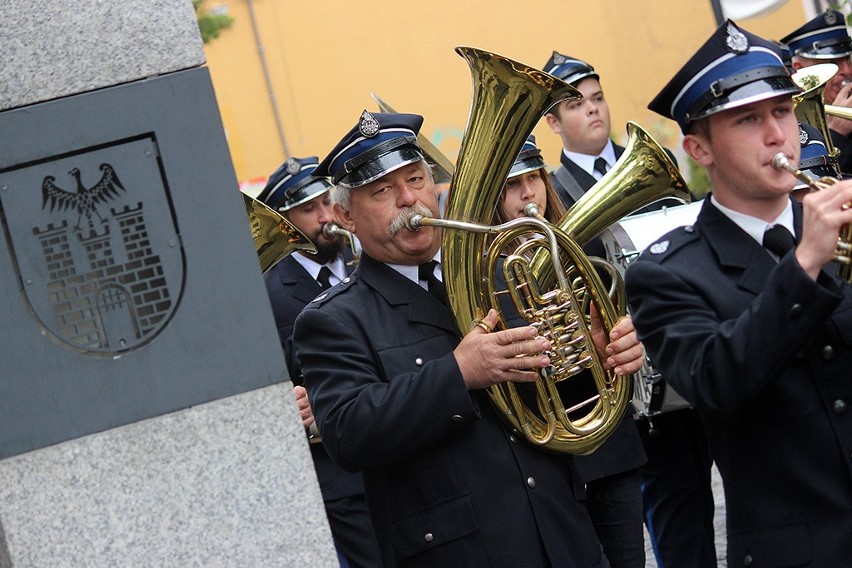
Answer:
242, 193, 316, 273
792, 63, 840, 158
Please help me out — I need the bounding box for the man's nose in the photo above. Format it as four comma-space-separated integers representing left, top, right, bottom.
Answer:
396, 183, 418, 207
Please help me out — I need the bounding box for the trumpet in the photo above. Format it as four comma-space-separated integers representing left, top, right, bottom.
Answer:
771, 153, 852, 280
322, 221, 361, 266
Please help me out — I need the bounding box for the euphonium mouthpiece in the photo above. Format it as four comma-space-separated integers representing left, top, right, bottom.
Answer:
524, 203, 542, 217
405, 213, 425, 231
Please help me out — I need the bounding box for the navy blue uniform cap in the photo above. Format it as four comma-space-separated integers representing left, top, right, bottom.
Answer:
314, 111, 425, 189
794, 122, 841, 188
508, 135, 546, 179
542, 51, 598, 85
780, 10, 852, 60
257, 156, 332, 212
649, 21, 801, 133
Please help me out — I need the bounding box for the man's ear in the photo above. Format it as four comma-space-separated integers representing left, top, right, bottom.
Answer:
791, 59, 804, 71
333, 203, 355, 234
545, 112, 562, 134
683, 133, 713, 167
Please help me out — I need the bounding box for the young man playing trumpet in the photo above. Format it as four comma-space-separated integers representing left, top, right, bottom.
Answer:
627, 20, 852, 566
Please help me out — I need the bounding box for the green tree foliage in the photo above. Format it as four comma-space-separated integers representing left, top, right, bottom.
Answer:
193, 0, 234, 44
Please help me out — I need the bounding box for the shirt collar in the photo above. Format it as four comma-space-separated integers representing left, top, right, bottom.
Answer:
387, 250, 442, 288
292, 252, 347, 284
563, 140, 617, 180
710, 194, 795, 245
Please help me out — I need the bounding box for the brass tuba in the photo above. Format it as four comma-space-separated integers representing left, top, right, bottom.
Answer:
242, 193, 315, 273
415, 47, 690, 455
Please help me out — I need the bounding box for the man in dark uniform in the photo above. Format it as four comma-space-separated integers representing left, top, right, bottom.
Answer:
293, 110, 647, 567
782, 9, 852, 173
257, 156, 380, 568
542, 52, 713, 568
627, 20, 852, 567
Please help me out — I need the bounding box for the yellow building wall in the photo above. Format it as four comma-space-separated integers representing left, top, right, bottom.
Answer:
201, 0, 811, 188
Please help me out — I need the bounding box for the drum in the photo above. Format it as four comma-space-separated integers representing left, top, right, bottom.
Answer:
600, 200, 704, 419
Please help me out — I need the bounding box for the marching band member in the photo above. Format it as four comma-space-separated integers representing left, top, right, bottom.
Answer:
258, 157, 380, 567
627, 20, 852, 566
293, 110, 645, 567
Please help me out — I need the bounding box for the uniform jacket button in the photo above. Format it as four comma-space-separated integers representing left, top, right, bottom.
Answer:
834, 399, 847, 415
822, 345, 835, 361
342, 277, 351, 283
415, 357, 424, 366
527, 477, 536, 488
789, 303, 802, 317
424, 533, 434, 542
743, 554, 753, 566
451, 414, 465, 423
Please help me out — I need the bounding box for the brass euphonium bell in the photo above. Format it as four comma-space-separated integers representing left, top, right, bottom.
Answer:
422, 46, 691, 455
242, 193, 315, 273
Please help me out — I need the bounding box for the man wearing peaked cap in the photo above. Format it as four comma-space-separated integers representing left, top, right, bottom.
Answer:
627, 19, 852, 567
294, 110, 646, 566
782, 9, 852, 172
257, 156, 380, 568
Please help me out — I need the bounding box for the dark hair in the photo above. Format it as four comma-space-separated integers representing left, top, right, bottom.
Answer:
687, 116, 712, 141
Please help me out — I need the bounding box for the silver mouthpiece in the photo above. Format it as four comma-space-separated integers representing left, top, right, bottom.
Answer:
524, 203, 542, 217
322, 222, 342, 239
771, 153, 794, 173
406, 213, 424, 230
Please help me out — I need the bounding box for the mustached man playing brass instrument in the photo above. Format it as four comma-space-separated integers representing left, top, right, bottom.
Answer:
293, 110, 645, 567
626, 20, 852, 567
257, 156, 381, 568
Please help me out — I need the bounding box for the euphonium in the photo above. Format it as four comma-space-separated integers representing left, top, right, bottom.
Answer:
414, 46, 690, 455
771, 153, 852, 281
242, 193, 315, 273
791, 63, 841, 159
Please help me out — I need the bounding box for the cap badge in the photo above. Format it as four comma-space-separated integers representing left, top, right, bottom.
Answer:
825, 11, 838, 26
285, 158, 301, 175
725, 23, 749, 54
552, 52, 566, 65
358, 110, 380, 138
650, 240, 670, 255
799, 125, 809, 145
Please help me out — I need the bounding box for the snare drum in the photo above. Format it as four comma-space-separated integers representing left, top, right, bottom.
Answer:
600, 201, 704, 418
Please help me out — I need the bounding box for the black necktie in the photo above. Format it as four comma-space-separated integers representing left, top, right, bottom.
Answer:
763, 225, 796, 258
317, 266, 333, 290
418, 261, 449, 307
593, 157, 609, 177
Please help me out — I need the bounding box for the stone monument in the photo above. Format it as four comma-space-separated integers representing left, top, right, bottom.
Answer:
0, 1, 337, 565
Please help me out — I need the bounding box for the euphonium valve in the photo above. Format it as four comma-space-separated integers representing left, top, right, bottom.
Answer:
771, 153, 852, 280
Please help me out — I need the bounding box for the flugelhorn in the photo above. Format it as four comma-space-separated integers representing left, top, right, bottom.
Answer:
415, 46, 690, 455
242, 193, 315, 273
771, 153, 852, 280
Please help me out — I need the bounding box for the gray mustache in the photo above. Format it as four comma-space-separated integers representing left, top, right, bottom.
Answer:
389, 203, 433, 236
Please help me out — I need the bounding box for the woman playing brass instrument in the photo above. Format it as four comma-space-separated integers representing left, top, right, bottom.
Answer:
492, 135, 647, 568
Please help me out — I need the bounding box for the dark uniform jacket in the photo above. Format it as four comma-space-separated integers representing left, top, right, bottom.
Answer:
548, 144, 647, 482
293, 253, 608, 568
264, 251, 362, 505
625, 197, 852, 567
